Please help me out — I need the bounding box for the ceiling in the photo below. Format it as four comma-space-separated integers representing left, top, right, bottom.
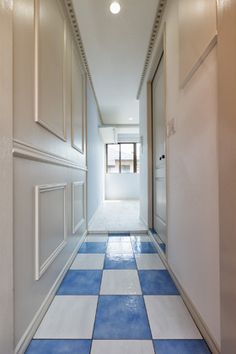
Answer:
72, 0, 159, 125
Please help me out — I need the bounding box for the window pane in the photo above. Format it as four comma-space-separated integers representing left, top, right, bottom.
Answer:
121, 144, 134, 173
136, 143, 140, 173
107, 144, 120, 173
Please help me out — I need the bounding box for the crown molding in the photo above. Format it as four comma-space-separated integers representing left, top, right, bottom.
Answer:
64, 0, 104, 124
136, 0, 167, 99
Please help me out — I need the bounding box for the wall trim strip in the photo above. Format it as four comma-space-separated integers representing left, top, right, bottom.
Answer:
64, 0, 103, 124
136, 0, 167, 99
14, 230, 87, 354
148, 230, 220, 354
13, 139, 88, 171
72, 181, 85, 234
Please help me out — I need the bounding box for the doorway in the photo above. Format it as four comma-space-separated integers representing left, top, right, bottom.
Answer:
152, 53, 167, 252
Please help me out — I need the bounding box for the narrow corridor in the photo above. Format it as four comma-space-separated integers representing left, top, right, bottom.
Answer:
26, 232, 211, 354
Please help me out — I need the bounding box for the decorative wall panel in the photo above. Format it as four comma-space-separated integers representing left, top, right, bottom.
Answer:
35, 183, 67, 280
72, 181, 85, 234
71, 43, 85, 153
35, 0, 67, 140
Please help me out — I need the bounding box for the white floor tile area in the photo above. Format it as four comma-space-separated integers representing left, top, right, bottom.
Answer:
144, 296, 202, 339
91, 340, 155, 354
107, 242, 133, 254
71, 254, 105, 270
135, 254, 166, 270
88, 200, 147, 232
34, 296, 98, 339
100, 270, 142, 295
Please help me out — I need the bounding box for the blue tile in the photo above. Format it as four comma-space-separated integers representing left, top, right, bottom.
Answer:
104, 254, 136, 269
132, 242, 157, 254
139, 270, 179, 295
108, 232, 130, 236
25, 340, 91, 354
153, 340, 211, 354
93, 295, 152, 339
57, 270, 102, 295
79, 242, 107, 254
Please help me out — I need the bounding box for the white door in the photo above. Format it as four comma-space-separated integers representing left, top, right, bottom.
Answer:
152, 55, 167, 244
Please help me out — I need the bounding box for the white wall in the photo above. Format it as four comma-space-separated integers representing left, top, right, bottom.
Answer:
87, 82, 104, 223
139, 0, 220, 347
0, 3, 14, 353
13, 0, 87, 351
139, 88, 149, 226
105, 174, 139, 200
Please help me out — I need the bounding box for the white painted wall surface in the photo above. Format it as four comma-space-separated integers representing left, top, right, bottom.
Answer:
105, 174, 139, 200
139, 88, 149, 227
13, 0, 87, 351
139, 0, 220, 347
87, 82, 105, 222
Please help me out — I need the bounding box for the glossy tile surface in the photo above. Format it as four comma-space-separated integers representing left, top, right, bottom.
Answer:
104, 253, 136, 269
139, 270, 179, 295
25, 340, 91, 354
28, 232, 210, 354
100, 270, 142, 294
57, 270, 102, 295
135, 254, 165, 270
70, 254, 105, 270
107, 242, 133, 254
144, 296, 202, 339
153, 340, 211, 354
79, 242, 107, 254
93, 295, 152, 339
34, 296, 98, 339
132, 241, 157, 254
91, 340, 155, 354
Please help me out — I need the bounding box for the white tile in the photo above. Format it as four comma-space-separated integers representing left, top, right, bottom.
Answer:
135, 254, 165, 270
100, 270, 142, 295
91, 340, 155, 354
34, 296, 98, 339
144, 296, 202, 339
107, 242, 133, 254
108, 237, 131, 243
131, 235, 151, 242
70, 254, 105, 270
86, 235, 108, 242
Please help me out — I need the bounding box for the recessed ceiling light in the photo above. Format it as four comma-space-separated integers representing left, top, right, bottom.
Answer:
129, 117, 133, 121
110, 1, 121, 15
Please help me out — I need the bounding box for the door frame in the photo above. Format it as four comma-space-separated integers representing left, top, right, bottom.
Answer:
147, 24, 168, 255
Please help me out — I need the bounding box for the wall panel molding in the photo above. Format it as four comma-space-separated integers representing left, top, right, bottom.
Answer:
72, 181, 85, 234
34, 0, 67, 141
13, 139, 88, 171
71, 43, 85, 154
35, 183, 67, 280
14, 230, 87, 354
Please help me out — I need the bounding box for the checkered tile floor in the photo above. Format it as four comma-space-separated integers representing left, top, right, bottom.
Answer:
25, 232, 211, 354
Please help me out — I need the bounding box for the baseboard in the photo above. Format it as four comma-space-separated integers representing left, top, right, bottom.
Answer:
15, 230, 87, 354
148, 230, 220, 354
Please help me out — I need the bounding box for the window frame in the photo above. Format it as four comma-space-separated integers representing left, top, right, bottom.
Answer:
106, 142, 140, 174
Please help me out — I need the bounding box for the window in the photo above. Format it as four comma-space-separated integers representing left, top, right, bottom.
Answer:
106, 143, 140, 174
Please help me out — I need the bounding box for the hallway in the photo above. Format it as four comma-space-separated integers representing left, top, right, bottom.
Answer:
26, 232, 210, 354
88, 201, 147, 232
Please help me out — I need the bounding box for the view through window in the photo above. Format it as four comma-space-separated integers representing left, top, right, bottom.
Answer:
106, 143, 140, 173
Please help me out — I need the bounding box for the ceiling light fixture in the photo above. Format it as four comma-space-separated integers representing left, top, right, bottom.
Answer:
110, 1, 121, 15
128, 117, 134, 121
